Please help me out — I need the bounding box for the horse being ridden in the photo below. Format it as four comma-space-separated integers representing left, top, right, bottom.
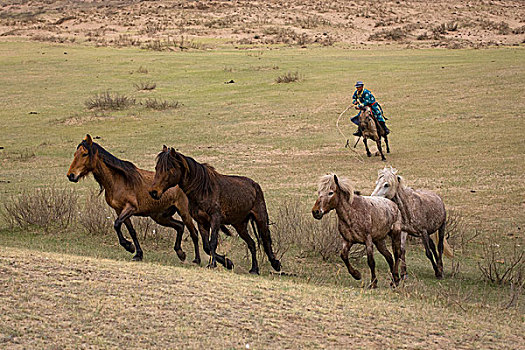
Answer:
371, 167, 452, 279
357, 105, 390, 161
312, 174, 403, 288
67, 134, 202, 263
149, 146, 281, 275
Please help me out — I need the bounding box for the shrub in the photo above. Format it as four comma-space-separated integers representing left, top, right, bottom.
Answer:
142, 98, 180, 110
478, 241, 524, 286
85, 91, 136, 110
133, 81, 156, 91
275, 71, 300, 84
76, 190, 115, 236
1, 186, 78, 231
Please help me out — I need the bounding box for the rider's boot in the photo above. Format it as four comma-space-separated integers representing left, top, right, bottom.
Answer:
353, 127, 362, 137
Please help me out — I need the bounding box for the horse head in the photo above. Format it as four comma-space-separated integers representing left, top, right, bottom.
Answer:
149, 146, 188, 200
312, 174, 354, 219
371, 167, 400, 198
67, 134, 97, 182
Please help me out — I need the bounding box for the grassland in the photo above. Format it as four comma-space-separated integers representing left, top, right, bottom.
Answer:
0, 40, 524, 348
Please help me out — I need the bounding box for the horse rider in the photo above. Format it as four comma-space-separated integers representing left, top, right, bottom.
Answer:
351, 81, 390, 136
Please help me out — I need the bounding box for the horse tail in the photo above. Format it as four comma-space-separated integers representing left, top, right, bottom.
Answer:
443, 237, 454, 259
253, 182, 281, 272
430, 223, 454, 259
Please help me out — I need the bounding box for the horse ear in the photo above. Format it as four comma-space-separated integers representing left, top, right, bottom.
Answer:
84, 134, 93, 146
391, 166, 398, 175
162, 145, 168, 152
169, 147, 177, 157
334, 174, 340, 188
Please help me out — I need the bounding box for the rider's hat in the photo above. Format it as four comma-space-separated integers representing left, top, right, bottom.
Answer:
355, 81, 364, 87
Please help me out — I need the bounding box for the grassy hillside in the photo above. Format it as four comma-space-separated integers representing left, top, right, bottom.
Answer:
1, 246, 523, 349
0, 40, 524, 347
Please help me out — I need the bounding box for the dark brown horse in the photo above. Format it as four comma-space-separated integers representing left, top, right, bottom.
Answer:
357, 105, 390, 161
149, 146, 281, 274
67, 134, 204, 263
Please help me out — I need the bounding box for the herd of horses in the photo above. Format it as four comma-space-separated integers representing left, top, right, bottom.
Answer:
67, 133, 451, 288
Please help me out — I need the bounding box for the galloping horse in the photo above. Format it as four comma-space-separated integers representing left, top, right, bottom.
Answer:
149, 146, 281, 275
312, 174, 403, 288
357, 105, 390, 161
67, 134, 202, 263
372, 167, 452, 279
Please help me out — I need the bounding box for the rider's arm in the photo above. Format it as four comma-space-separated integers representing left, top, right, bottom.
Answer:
352, 90, 358, 105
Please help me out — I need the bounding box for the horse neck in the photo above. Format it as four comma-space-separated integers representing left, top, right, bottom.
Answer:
392, 183, 413, 224
334, 193, 358, 224
92, 158, 119, 195
177, 156, 214, 201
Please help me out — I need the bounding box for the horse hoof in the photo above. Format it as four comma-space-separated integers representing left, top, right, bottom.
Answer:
249, 268, 260, 275
368, 283, 378, 289
225, 258, 234, 270
367, 153, 372, 158
192, 258, 201, 265
132, 254, 143, 261
271, 259, 281, 272
206, 263, 217, 269
175, 250, 187, 262
435, 273, 444, 280
381, 158, 387, 162
352, 271, 362, 280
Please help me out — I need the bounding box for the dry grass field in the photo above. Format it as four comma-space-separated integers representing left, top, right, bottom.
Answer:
1, 246, 523, 349
0, 0, 524, 348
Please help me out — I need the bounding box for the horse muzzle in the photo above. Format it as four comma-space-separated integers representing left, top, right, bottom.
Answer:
67, 173, 79, 183
312, 209, 324, 220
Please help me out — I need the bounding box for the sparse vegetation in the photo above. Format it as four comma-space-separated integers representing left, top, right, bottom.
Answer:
275, 71, 301, 83
133, 81, 157, 91
85, 91, 136, 110
141, 98, 180, 110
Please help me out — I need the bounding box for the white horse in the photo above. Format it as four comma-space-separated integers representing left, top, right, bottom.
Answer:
372, 167, 453, 279
312, 174, 403, 288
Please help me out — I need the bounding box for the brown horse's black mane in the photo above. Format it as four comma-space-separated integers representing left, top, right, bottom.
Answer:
156, 149, 217, 196
80, 140, 142, 186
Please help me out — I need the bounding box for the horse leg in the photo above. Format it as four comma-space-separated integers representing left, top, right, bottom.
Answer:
436, 221, 446, 277
208, 216, 234, 271
376, 138, 386, 161
234, 221, 259, 275
363, 138, 372, 157
114, 206, 136, 255
421, 231, 441, 279
428, 231, 444, 279
123, 219, 143, 261
365, 235, 377, 288
400, 231, 408, 279
375, 238, 399, 287
340, 240, 361, 280
177, 210, 201, 265
152, 215, 188, 263
383, 134, 390, 154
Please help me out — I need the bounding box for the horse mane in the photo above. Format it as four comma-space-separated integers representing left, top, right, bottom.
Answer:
80, 140, 142, 186
156, 149, 218, 196
318, 174, 355, 202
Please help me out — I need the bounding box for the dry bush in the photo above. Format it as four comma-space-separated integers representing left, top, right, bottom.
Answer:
369, 27, 407, 41
1, 186, 78, 232
139, 21, 166, 35
478, 241, 524, 286
141, 98, 180, 110
271, 199, 364, 261
445, 210, 480, 254
275, 71, 301, 84
134, 81, 156, 91
136, 66, 149, 74
85, 91, 136, 110
76, 190, 115, 236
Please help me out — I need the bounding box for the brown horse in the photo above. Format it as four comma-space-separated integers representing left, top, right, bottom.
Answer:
312, 174, 402, 288
149, 146, 281, 274
356, 105, 390, 161
67, 134, 203, 263
371, 167, 452, 279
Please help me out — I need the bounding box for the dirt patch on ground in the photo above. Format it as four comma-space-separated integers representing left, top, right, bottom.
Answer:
1, 246, 523, 349
0, 0, 523, 49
